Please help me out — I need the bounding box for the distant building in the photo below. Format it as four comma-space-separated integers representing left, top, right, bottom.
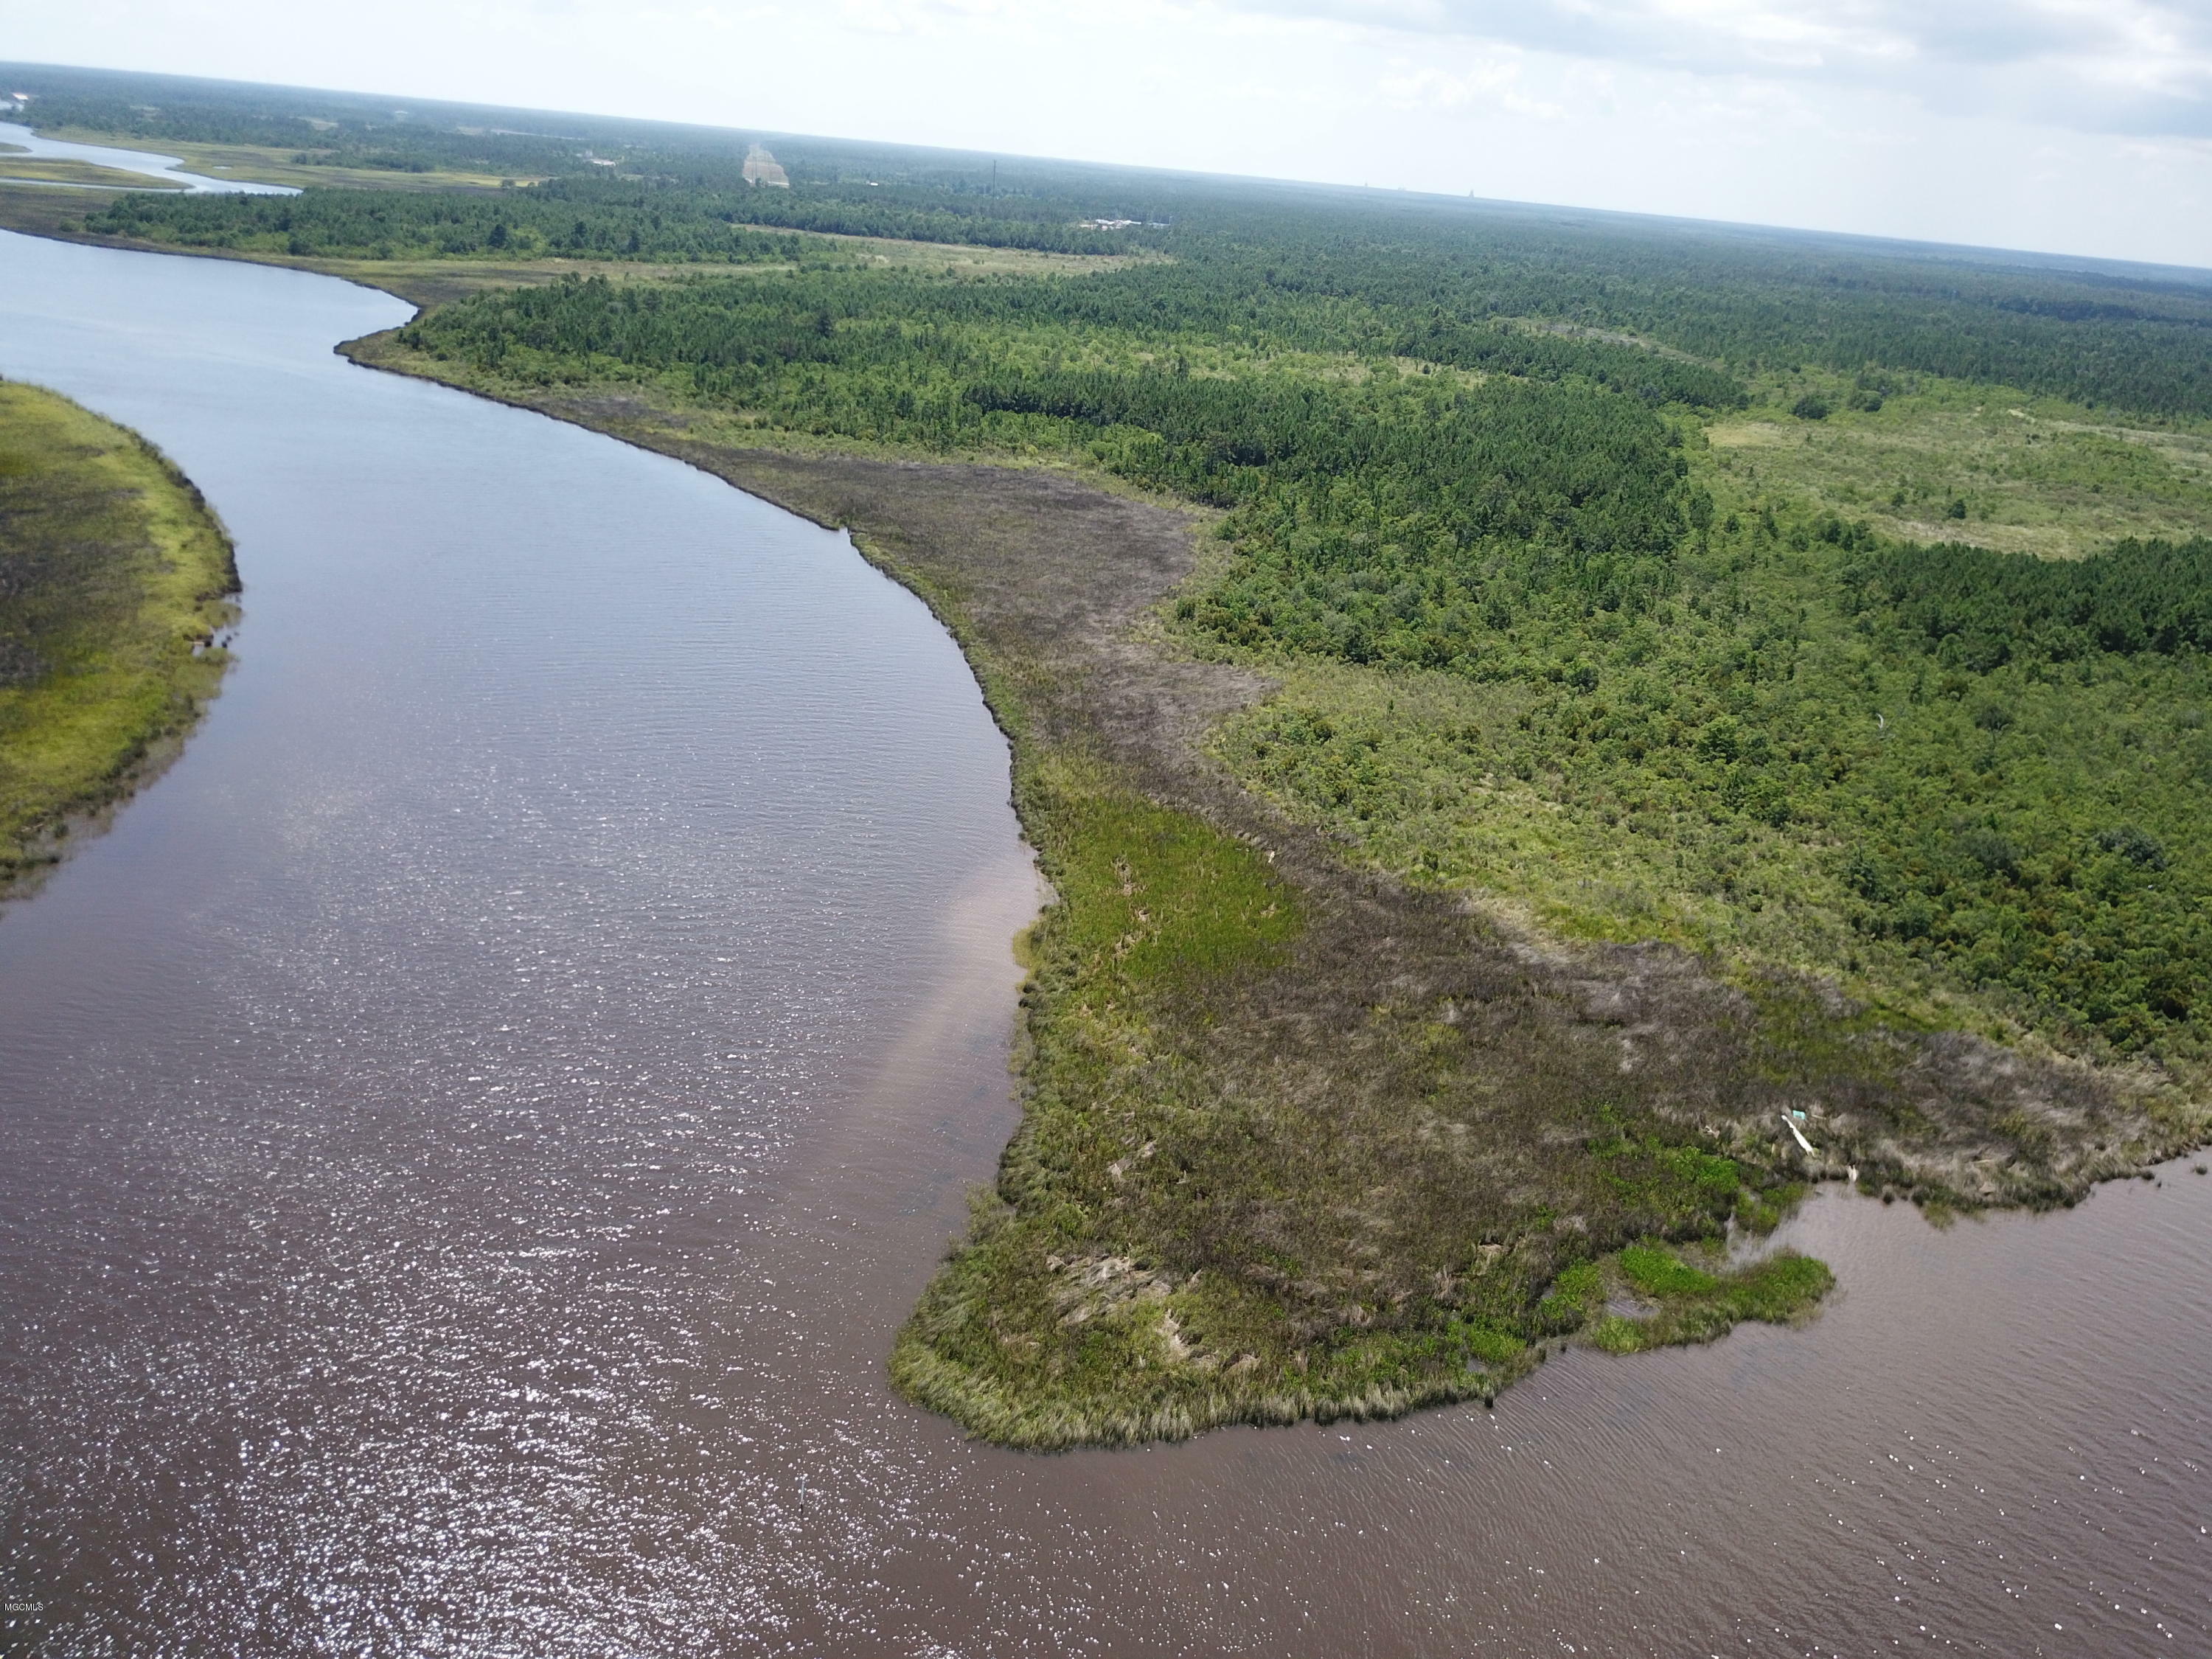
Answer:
742, 145, 790, 189
1081, 218, 1139, 230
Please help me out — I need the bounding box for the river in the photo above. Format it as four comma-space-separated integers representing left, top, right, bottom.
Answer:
0, 119, 295, 194
0, 229, 2205, 1657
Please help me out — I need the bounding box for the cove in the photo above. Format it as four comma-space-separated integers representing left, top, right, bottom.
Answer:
0, 229, 2205, 1656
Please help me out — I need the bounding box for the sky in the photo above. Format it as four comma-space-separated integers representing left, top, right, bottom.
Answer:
9, 0, 2212, 267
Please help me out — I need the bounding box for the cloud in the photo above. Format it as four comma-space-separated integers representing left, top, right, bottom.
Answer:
1378, 49, 1565, 119
1231, 0, 2212, 136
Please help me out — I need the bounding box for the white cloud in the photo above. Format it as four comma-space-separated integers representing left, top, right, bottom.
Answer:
1380, 52, 1565, 119
1237, 0, 2212, 135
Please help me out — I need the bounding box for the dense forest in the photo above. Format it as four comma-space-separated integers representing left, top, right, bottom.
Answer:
1848, 535, 2212, 664
86, 187, 837, 265
80, 173, 2212, 415
84, 173, 1141, 259
391, 259, 2212, 1060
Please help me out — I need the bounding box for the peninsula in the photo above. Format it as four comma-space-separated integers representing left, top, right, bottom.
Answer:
8, 62, 2205, 1447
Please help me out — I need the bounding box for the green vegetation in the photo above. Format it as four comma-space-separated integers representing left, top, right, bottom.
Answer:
1208, 513, 2212, 1060
87, 182, 850, 265
383, 263, 1743, 414
32, 60, 2212, 419
33, 63, 2208, 1443
335, 161, 2208, 1434
1704, 372, 2212, 560
0, 379, 237, 893
1851, 535, 2212, 661
901, 741, 1811, 1442
894, 754, 1312, 1444
387, 258, 2212, 1065
93, 163, 2212, 414
0, 155, 188, 189
42, 130, 545, 193
217, 242, 1121, 314
1585, 1245, 1834, 1354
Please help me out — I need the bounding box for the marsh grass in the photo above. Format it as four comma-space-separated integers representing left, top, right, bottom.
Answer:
1585, 1245, 1832, 1354
349, 335, 2197, 1454
0, 156, 189, 190
0, 379, 237, 893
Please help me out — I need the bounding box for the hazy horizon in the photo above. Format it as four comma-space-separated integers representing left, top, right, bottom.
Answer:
15, 56, 2212, 283
10, 1, 2209, 268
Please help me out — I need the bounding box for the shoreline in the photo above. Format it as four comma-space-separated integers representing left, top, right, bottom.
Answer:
327, 326, 2204, 1447
8, 217, 2191, 1445
0, 379, 240, 904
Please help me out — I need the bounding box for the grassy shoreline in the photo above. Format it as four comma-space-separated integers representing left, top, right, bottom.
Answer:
335, 330, 2199, 1447
0, 379, 238, 897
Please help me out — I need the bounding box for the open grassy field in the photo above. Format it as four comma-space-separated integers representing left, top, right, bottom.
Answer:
1707, 368, 2212, 559
0, 379, 237, 895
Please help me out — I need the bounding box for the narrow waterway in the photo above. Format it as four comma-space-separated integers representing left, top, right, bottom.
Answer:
0, 119, 294, 193
0, 229, 2205, 1658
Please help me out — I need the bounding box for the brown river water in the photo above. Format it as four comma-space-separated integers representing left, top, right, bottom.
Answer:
0, 229, 2206, 1658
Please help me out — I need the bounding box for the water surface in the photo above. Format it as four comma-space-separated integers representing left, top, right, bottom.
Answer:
0, 230, 2205, 1657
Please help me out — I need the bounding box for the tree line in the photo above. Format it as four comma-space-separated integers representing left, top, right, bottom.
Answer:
1846, 535, 2212, 667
